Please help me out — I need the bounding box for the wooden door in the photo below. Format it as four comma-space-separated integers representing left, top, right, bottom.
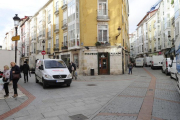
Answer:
99, 53, 109, 75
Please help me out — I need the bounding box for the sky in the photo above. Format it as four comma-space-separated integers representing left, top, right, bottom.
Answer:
0, 0, 159, 46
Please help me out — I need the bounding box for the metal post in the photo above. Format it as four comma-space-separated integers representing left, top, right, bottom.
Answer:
43, 45, 44, 59
15, 27, 17, 63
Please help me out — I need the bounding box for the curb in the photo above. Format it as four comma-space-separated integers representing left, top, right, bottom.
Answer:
0, 85, 36, 120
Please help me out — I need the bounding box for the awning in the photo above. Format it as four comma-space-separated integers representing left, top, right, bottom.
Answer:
170, 47, 175, 54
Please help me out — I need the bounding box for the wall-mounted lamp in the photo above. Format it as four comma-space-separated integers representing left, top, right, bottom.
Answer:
116, 26, 121, 40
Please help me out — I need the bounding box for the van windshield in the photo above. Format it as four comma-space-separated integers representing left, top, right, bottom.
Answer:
44, 60, 67, 69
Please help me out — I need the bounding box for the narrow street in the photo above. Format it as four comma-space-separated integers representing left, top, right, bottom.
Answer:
0, 67, 179, 120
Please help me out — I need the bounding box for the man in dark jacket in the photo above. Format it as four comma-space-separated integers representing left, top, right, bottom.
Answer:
68, 63, 72, 73
22, 61, 30, 83
71, 62, 77, 79
128, 62, 133, 75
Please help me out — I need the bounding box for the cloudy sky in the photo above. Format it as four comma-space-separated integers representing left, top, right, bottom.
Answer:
0, 0, 159, 46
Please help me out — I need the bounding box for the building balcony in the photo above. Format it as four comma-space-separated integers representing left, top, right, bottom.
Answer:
61, 1, 67, 10
36, 50, 41, 54
97, 9, 110, 22
54, 44, 59, 51
47, 32, 51, 39
61, 46, 68, 50
62, 19, 67, 30
54, 7, 59, 15
54, 24, 59, 33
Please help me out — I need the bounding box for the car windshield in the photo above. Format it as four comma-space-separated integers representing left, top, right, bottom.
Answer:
44, 60, 67, 69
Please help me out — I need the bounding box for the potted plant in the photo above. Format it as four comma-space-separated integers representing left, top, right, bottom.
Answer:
95, 42, 101, 47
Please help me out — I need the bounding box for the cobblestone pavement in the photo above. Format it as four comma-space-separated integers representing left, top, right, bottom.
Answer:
91, 67, 180, 120
1, 67, 180, 120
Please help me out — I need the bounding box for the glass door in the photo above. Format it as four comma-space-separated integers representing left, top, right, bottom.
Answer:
98, 2, 107, 16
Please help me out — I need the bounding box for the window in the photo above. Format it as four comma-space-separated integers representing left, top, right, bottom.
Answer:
63, 33, 67, 46
56, 35, 59, 44
98, 25, 108, 42
98, 0, 108, 16
56, 16, 59, 29
68, 24, 75, 47
56, 1, 59, 11
48, 41, 51, 48
48, 11, 51, 23
158, 38, 160, 46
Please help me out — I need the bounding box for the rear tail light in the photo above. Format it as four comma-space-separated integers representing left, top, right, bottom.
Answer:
166, 61, 168, 67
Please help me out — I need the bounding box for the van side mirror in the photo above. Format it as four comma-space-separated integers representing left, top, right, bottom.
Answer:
169, 64, 172, 67
170, 55, 174, 61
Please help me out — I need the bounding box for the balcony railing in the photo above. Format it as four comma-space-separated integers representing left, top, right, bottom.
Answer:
62, 19, 67, 30
54, 24, 59, 33
61, 46, 68, 50
54, 44, 59, 51
97, 9, 110, 21
61, 0, 67, 10
98, 36, 109, 43
54, 7, 59, 15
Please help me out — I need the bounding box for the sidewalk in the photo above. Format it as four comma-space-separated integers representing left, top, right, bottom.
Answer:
0, 81, 27, 117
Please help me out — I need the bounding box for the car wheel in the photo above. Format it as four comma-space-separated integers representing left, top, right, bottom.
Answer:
165, 70, 169, 76
67, 84, 71, 87
35, 75, 39, 83
42, 78, 47, 89
175, 74, 178, 81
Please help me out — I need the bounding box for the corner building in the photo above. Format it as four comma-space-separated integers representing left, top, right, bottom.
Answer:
52, 0, 130, 75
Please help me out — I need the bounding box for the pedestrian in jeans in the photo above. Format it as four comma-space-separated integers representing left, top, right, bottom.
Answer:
128, 62, 133, 75
71, 62, 77, 79
3, 65, 10, 98
22, 61, 30, 83
10, 62, 21, 98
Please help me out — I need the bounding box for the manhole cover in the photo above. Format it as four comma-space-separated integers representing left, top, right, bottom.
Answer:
87, 84, 96, 86
69, 114, 88, 120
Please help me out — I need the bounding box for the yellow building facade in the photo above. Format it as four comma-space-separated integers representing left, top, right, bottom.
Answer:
29, 0, 129, 75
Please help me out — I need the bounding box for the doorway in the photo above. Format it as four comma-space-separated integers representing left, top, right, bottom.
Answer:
98, 53, 109, 75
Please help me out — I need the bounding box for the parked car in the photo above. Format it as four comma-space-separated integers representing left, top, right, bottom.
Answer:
169, 57, 177, 79
162, 58, 172, 75
151, 55, 164, 69
135, 58, 144, 67
35, 59, 72, 89
144, 57, 152, 67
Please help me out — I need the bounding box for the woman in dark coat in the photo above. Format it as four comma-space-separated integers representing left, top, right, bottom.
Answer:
10, 62, 21, 98
68, 63, 72, 73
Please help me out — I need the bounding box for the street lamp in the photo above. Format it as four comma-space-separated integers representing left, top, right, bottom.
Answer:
42, 40, 45, 59
116, 26, 121, 39
13, 14, 21, 63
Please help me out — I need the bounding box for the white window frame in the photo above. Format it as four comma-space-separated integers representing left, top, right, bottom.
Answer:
63, 33, 67, 46
98, 0, 108, 16
97, 24, 109, 43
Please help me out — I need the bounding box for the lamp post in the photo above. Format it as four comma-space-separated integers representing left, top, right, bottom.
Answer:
13, 14, 21, 63
116, 26, 121, 39
42, 40, 45, 59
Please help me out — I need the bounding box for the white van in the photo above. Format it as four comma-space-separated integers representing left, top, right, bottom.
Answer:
35, 59, 72, 89
144, 57, 152, 67
162, 58, 172, 75
151, 55, 164, 69
169, 58, 177, 79
135, 58, 144, 67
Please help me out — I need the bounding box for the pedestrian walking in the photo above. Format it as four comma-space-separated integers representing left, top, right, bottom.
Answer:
3, 65, 10, 98
128, 62, 133, 75
10, 62, 21, 98
71, 62, 77, 79
22, 61, 30, 83
68, 62, 72, 74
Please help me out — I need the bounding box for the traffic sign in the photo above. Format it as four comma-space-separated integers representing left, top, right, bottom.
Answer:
41, 51, 46, 55
12, 36, 20, 41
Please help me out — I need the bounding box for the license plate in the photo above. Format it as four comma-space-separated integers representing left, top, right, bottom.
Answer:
56, 80, 64, 82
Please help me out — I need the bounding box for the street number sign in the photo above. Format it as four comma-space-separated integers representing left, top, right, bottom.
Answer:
41, 51, 46, 55
12, 36, 20, 41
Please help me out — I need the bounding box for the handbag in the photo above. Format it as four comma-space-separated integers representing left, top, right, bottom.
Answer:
13, 74, 20, 79
3, 77, 7, 82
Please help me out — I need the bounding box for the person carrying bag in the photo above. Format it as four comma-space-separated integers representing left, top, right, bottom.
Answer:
3, 65, 10, 98
10, 62, 21, 98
